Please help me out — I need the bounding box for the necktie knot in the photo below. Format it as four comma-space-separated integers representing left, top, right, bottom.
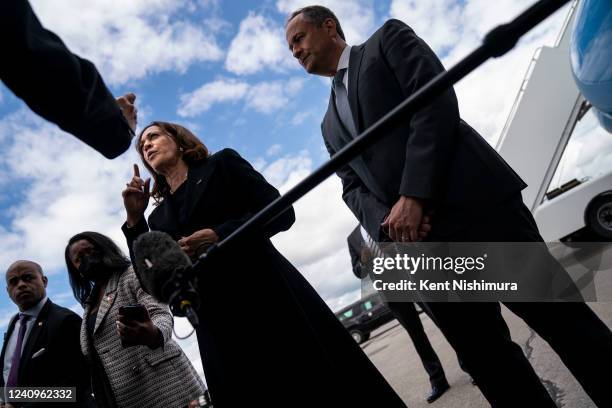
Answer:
333, 68, 346, 90
19, 313, 30, 323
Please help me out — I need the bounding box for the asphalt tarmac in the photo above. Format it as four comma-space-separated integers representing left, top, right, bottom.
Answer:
361, 302, 611, 408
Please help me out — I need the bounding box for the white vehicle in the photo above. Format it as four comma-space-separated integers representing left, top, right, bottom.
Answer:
496, 1, 612, 242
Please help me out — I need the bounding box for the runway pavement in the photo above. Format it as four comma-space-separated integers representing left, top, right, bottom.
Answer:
361, 302, 611, 408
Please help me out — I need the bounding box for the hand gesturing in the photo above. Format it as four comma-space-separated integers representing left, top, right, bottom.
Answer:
122, 164, 150, 227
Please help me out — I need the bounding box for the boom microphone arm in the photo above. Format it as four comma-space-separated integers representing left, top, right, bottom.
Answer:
154, 0, 571, 328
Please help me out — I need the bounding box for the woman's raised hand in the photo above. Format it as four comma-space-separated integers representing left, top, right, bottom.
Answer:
122, 164, 150, 227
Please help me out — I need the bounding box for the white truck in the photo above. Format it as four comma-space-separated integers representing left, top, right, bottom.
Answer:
496, 1, 612, 242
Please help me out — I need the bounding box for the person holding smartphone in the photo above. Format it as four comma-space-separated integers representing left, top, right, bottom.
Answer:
64, 231, 206, 408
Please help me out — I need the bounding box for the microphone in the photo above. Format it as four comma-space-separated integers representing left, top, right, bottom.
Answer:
133, 231, 200, 328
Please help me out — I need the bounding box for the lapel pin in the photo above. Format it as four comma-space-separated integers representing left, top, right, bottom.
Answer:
197, 179, 203, 185
38, 322, 43, 326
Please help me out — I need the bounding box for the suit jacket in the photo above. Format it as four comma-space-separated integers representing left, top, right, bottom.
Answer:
0, 299, 94, 407
0, 1, 132, 159
347, 225, 368, 279
80, 267, 205, 408
322, 19, 527, 241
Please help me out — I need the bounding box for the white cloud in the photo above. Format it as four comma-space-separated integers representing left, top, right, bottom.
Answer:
0, 109, 140, 272
245, 78, 304, 114
0, 307, 16, 330
225, 13, 298, 75
173, 317, 207, 384
389, 0, 462, 54
251, 157, 267, 171
202, 16, 232, 34
266, 144, 283, 157
277, 0, 377, 44
389, 0, 569, 143
299, 247, 362, 311
198, 0, 221, 10
225, 2, 379, 75
178, 77, 304, 116
550, 109, 612, 188
29, 0, 224, 85
261, 150, 312, 187
258, 151, 361, 309
272, 174, 357, 270
178, 79, 249, 117
291, 109, 315, 126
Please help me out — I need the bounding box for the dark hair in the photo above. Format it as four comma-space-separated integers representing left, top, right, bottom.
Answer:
137, 121, 210, 202
6, 260, 44, 277
65, 231, 131, 307
287, 5, 345, 41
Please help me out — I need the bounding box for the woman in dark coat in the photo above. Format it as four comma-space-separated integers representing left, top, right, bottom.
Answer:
121, 121, 405, 407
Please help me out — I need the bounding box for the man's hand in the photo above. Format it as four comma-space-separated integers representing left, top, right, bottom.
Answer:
178, 229, 219, 258
382, 196, 424, 242
117, 92, 137, 132
420, 214, 433, 239
116, 307, 161, 349
122, 164, 150, 227
360, 247, 373, 264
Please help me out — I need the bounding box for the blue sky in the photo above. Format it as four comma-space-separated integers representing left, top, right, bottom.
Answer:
1, 0, 599, 380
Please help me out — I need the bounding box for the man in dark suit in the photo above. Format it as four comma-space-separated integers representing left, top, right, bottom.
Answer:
348, 225, 451, 403
286, 5, 612, 407
0, 1, 136, 159
1, 261, 94, 407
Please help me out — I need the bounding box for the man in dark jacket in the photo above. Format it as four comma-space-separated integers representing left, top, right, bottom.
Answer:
286, 5, 612, 407
2, 261, 94, 407
348, 225, 451, 403
0, 0, 136, 159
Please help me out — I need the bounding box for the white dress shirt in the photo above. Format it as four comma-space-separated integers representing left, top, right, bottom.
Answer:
335, 45, 352, 90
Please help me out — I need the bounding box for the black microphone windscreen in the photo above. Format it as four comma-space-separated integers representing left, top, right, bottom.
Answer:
133, 231, 192, 302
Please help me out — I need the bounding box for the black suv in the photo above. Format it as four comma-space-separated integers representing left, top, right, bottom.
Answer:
335, 293, 395, 343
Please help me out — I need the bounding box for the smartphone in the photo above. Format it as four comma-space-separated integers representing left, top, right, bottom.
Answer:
118, 304, 147, 322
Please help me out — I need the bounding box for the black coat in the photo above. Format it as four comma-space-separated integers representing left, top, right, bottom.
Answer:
123, 149, 405, 407
0, 1, 132, 159
322, 19, 526, 241
321, 19, 612, 408
0, 299, 94, 407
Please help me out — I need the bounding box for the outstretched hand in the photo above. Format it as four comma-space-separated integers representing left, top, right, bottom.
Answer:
117, 92, 137, 132
122, 164, 150, 227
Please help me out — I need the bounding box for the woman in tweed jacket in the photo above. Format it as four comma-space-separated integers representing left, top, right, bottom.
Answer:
64, 231, 205, 408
